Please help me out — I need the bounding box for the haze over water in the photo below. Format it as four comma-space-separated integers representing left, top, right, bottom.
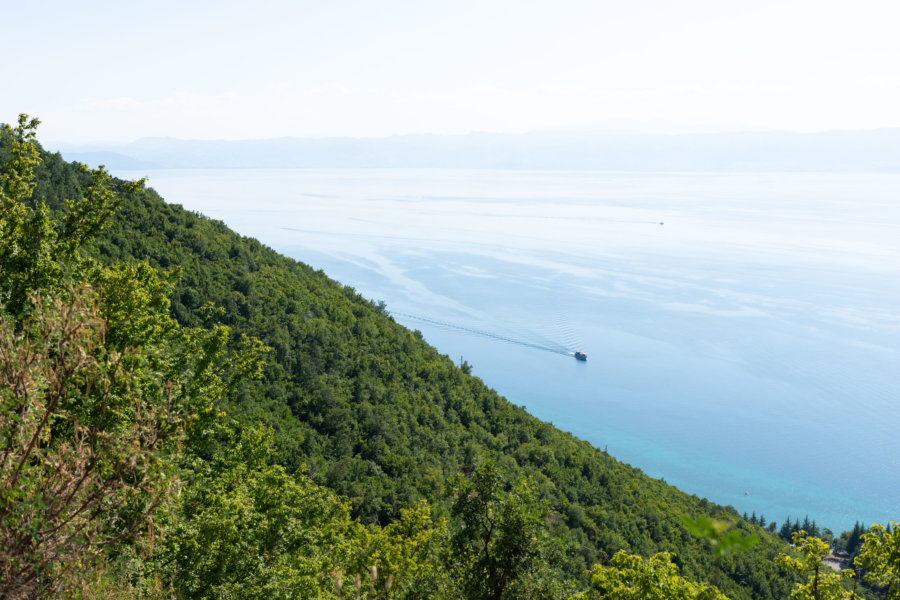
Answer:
121, 167, 900, 533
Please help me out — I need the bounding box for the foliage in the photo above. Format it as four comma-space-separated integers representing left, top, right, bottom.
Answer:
0, 116, 258, 599
1, 288, 171, 598
344, 500, 451, 599
0, 115, 142, 321
684, 516, 760, 558
160, 424, 460, 600
577, 550, 731, 600
2, 117, 802, 599
66, 144, 791, 599
835, 523, 869, 559
781, 517, 825, 544
855, 522, 900, 600
776, 531, 857, 600
443, 462, 573, 599
160, 426, 354, 599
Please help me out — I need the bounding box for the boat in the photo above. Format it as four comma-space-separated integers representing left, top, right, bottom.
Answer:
574, 351, 587, 361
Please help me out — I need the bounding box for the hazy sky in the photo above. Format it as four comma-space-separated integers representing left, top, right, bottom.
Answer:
4, 0, 899, 142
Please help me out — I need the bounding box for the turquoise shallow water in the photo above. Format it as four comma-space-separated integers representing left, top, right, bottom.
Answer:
119, 168, 900, 533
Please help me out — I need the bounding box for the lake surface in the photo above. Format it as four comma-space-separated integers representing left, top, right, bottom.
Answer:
118, 168, 900, 533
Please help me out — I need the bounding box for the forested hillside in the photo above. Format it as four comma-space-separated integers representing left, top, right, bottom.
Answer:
8, 135, 805, 598
29, 118, 900, 598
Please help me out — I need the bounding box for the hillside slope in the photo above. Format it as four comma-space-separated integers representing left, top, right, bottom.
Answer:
25, 147, 793, 599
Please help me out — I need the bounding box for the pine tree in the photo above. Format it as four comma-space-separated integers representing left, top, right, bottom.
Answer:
846, 522, 864, 556
781, 520, 794, 542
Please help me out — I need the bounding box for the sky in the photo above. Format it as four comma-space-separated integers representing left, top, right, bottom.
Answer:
3, 0, 900, 143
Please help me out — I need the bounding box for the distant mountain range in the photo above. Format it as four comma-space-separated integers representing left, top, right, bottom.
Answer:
54, 129, 900, 171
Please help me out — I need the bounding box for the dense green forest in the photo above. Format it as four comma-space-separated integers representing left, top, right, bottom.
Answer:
3, 116, 896, 599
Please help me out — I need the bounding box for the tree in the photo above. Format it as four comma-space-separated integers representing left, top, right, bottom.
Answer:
847, 523, 866, 557
0, 115, 140, 322
163, 426, 455, 600
444, 462, 564, 600
782, 520, 796, 542
160, 426, 355, 600
776, 531, 856, 600
855, 522, 900, 600
578, 551, 730, 600
0, 115, 262, 599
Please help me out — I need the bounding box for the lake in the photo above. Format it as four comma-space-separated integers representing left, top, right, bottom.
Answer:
117, 167, 900, 533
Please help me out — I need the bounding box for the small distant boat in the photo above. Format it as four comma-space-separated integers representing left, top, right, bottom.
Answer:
574, 351, 587, 361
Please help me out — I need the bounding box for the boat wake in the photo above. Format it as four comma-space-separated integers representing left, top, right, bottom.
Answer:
390, 311, 573, 357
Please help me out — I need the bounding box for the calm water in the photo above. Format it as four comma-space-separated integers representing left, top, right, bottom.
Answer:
118, 168, 900, 533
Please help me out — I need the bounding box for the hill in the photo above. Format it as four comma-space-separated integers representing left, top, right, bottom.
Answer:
20, 144, 795, 598
56, 128, 900, 172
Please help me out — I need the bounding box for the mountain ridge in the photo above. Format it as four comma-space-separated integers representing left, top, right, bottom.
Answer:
55, 128, 900, 172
